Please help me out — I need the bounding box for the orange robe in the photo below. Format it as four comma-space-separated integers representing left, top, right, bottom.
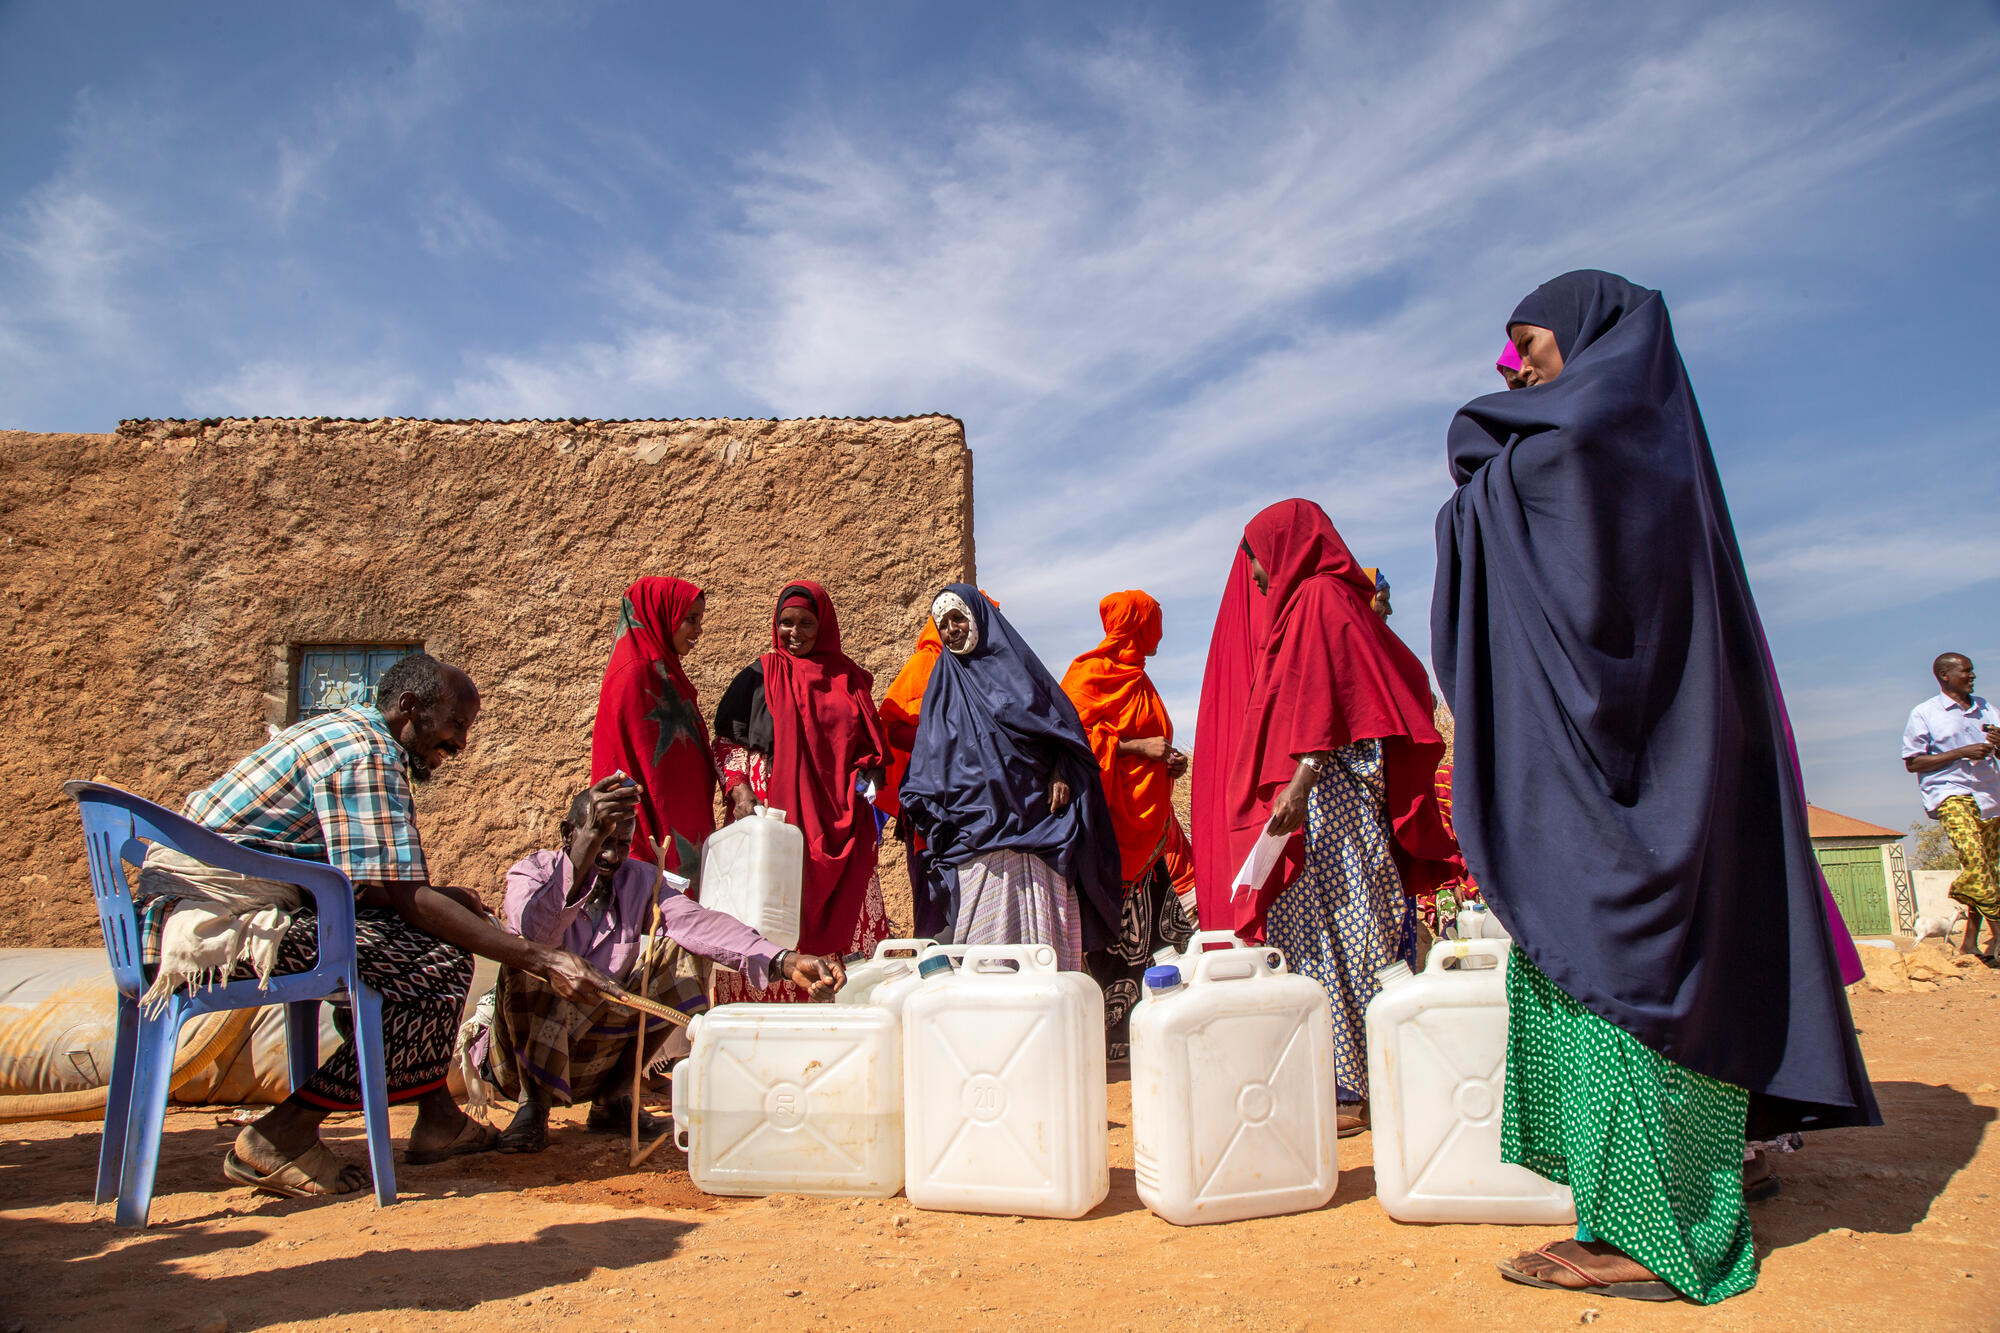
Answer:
877, 619, 941, 818
1061, 590, 1177, 886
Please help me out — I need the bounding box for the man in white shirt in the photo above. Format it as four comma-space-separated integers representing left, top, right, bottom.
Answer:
1903, 652, 2000, 958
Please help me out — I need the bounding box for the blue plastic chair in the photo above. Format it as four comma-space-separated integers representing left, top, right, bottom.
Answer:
64, 780, 398, 1226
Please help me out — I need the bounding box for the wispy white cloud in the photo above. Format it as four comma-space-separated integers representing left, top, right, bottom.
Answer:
3, 1, 1996, 825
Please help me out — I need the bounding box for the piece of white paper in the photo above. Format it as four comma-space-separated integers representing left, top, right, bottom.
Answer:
1231, 825, 1294, 901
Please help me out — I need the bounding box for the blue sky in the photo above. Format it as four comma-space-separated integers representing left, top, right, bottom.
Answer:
3, 0, 1996, 833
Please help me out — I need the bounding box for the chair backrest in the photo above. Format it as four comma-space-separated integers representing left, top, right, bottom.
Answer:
63, 780, 356, 999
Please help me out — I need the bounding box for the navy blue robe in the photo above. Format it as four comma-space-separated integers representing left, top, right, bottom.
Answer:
898, 584, 1123, 951
1432, 271, 1878, 1135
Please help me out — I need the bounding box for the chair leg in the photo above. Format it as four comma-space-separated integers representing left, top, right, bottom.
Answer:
348, 978, 397, 1208
285, 1000, 322, 1093
115, 1002, 185, 1228
94, 997, 141, 1205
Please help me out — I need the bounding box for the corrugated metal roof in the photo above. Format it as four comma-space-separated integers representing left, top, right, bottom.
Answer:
1806, 803, 1902, 840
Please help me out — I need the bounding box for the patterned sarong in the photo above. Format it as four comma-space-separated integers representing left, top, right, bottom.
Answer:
486, 934, 708, 1106
1937, 793, 2000, 921
1085, 859, 1194, 1060
1262, 740, 1419, 1103
1503, 949, 1756, 1304
235, 906, 471, 1110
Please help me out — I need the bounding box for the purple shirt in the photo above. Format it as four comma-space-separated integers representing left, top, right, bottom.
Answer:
503, 849, 780, 989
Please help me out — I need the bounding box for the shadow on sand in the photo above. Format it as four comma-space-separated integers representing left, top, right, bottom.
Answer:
1757, 1078, 1993, 1254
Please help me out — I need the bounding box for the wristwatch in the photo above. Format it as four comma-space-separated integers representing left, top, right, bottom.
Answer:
773, 948, 792, 976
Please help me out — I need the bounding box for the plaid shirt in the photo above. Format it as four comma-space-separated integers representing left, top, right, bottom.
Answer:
183, 705, 429, 884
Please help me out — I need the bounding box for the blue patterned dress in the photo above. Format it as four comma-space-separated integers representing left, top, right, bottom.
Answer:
1262, 739, 1418, 1102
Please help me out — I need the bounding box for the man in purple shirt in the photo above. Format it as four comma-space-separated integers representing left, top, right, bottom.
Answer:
484, 775, 846, 1153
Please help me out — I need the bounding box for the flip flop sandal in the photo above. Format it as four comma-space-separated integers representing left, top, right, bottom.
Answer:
1497, 1243, 1681, 1302
1335, 1109, 1369, 1139
223, 1143, 366, 1199
404, 1116, 499, 1166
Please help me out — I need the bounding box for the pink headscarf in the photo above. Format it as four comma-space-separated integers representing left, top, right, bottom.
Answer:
1496, 342, 1522, 379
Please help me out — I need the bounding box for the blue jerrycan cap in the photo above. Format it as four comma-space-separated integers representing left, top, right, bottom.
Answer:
1144, 964, 1184, 992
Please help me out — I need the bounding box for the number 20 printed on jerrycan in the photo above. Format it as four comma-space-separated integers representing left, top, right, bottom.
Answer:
901, 944, 1109, 1219
1130, 945, 1339, 1225
1365, 938, 1576, 1225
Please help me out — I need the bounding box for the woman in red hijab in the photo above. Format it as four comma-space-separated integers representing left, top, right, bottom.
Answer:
712, 582, 892, 1002
1061, 590, 1195, 1058
590, 577, 717, 876
1193, 499, 1456, 1133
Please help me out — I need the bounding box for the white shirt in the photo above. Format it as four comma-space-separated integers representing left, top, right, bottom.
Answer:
1902, 692, 2000, 816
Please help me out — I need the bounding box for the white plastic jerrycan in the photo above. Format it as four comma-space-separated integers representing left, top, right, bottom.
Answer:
1131, 946, 1339, 1226
872, 943, 969, 1018
670, 1003, 903, 1198
902, 943, 1109, 1219
1454, 903, 1511, 942
1365, 938, 1575, 1225
835, 938, 938, 1006
698, 805, 805, 951
1129, 929, 1258, 1023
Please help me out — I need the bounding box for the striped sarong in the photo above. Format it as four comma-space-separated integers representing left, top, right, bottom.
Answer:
485, 935, 708, 1106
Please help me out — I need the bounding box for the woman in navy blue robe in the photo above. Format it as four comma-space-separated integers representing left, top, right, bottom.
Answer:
1433, 271, 1878, 1303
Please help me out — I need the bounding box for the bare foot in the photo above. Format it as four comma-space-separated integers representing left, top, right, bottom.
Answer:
1508, 1238, 1662, 1289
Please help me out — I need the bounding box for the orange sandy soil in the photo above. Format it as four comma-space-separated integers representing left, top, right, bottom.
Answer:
4, 968, 1997, 1333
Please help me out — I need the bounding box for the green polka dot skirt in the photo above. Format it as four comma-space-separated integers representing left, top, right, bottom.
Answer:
1502, 950, 1757, 1304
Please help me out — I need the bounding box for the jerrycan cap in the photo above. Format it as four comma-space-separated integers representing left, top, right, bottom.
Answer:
917, 954, 956, 979
1376, 960, 1415, 987
1144, 964, 1184, 992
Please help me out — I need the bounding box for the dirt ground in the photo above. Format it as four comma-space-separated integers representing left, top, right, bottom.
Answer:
3, 954, 1996, 1333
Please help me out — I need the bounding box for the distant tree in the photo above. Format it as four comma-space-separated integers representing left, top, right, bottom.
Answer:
1908, 818, 1961, 871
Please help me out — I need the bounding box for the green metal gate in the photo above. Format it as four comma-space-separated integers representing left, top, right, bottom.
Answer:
1815, 846, 1893, 936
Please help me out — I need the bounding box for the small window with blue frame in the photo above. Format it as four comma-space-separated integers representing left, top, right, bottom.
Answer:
292, 644, 423, 721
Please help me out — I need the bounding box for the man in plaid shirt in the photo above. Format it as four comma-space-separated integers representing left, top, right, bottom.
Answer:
159, 652, 617, 1199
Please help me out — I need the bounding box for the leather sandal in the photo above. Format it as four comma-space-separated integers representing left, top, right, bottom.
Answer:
404, 1115, 499, 1165
587, 1095, 662, 1136
223, 1141, 366, 1198
498, 1099, 550, 1154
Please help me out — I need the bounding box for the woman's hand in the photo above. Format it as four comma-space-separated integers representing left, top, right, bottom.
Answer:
727, 784, 758, 821
1264, 759, 1321, 837
1165, 748, 1189, 780
1120, 736, 1173, 763
1048, 775, 1073, 813
785, 951, 848, 1000
857, 765, 886, 795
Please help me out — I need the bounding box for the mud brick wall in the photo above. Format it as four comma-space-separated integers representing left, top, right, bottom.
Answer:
0, 415, 973, 946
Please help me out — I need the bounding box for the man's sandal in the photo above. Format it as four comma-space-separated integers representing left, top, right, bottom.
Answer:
222, 1142, 365, 1199
1497, 1243, 1680, 1302
404, 1116, 499, 1165
586, 1096, 663, 1136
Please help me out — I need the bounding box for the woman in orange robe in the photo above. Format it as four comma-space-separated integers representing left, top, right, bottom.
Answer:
878, 616, 944, 936
1061, 589, 1195, 1058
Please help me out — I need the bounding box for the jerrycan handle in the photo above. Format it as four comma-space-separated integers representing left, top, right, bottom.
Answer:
1423, 938, 1512, 973
670, 1058, 691, 1151
958, 943, 1058, 975
1181, 929, 1248, 957
1190, 945, 1285, 984
752, 804, 789, 822
871, 937, 937, 962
